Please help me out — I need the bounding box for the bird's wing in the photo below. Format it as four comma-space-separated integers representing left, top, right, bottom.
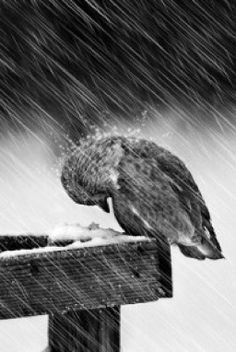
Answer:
113, 146, 190, 244
154, 149, 222, 251
132, 139, 222, 251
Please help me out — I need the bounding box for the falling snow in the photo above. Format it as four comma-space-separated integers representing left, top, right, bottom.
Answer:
0, 1, 236, 351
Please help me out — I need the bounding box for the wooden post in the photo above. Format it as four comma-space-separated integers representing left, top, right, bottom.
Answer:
0, 234, 172, 351
49, 307, 120, 352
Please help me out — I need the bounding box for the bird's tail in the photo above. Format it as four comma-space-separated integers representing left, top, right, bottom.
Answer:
178, 231, 224, 260
195, 235, 224, 260
202, 220, 222, 252
178, 244, 206, 260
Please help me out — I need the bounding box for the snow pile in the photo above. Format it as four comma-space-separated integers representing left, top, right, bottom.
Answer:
49, 222, 120, 242
0, 223, 148, 258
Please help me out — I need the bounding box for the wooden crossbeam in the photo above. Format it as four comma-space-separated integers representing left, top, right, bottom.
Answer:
0, 236, 172, 320
0, 235, 172, 351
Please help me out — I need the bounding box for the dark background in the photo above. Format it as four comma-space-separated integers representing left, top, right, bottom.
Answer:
1, 0, 236, 138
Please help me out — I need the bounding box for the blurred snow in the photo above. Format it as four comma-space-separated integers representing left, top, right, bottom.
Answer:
0, 115, 235, 351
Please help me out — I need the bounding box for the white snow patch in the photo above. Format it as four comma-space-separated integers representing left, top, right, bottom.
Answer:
131, 205, 139, 216
0, 223, 148, 258
110, 170, 120, 189
130, 205, 153, 230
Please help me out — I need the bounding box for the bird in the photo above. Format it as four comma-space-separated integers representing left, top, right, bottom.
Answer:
61, 135, 224, 260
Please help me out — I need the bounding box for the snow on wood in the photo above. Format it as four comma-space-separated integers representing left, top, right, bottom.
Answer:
0, 223, 172, 320
0, 223, 148, 258
0, 242, 162, 318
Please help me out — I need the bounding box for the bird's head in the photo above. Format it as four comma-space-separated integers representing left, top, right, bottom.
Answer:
61, 154, 110, 213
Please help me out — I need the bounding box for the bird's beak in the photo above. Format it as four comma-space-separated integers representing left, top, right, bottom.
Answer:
97, 198, 110, 213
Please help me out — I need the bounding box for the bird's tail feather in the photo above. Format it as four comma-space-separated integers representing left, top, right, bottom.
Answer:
178, 244, 206, 260
178, 235, 224, 260
195, 235, 224, 260
203, 220, 222, 252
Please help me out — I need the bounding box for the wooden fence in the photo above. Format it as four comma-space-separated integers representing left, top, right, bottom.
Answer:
0, 235, 172, 351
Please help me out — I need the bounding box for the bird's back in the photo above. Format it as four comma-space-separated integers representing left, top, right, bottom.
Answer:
105, 136, 223, 260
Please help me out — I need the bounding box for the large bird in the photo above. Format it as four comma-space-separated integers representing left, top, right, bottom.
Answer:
61, 135, 223, 260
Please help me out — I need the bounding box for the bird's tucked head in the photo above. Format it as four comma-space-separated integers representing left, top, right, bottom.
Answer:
61, 151, 110, 213
61, 166, 93, 205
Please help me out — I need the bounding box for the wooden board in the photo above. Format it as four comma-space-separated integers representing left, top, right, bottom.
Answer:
0, 239, 172, 320
49, 307, 120, 352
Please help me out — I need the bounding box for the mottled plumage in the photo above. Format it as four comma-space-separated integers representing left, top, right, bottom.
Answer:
61, 136, 223, 260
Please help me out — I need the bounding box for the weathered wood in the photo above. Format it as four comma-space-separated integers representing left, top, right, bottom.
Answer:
0, 239, 172, 320
156, 237, 172, 298
0, 235, 48, 252
49, 307, 120, 352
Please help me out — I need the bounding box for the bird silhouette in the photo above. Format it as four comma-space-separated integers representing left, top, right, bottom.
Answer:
61, 135, 224, 260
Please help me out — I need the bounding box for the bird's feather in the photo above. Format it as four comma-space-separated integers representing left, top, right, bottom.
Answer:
116, 137, 223, 259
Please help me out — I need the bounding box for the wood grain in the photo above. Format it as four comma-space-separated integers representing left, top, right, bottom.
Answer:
49, 307, 120, 352
0, 239, 172, 320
